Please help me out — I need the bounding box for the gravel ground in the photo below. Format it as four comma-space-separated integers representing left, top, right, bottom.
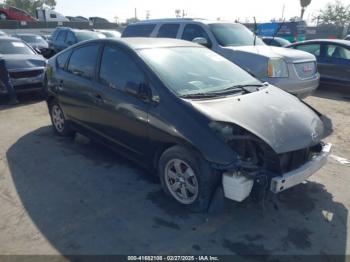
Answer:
0, 89, 349, 259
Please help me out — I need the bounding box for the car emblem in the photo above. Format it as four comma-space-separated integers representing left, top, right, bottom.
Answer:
303, 64, 313, 73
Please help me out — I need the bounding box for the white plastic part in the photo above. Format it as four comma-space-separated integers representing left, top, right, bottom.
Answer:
222, 172, 254, 202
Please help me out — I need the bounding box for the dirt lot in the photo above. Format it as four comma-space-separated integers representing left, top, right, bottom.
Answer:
0, 89, 349, 258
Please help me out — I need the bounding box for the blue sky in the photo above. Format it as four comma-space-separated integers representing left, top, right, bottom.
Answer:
55, 0, 350, 23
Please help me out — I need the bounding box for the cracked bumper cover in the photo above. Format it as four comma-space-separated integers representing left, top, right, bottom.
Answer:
270, 143, 332, 193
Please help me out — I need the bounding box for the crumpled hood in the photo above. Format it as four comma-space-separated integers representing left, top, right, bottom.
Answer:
1, 54, 45, 70
188, 86, 325, 154
224, 45, 316, 63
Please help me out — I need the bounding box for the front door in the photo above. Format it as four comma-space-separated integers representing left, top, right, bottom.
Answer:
91, 44, 150, 157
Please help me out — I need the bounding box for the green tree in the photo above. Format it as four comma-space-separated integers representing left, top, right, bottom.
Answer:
315, 0, 350, 26
4, 0, 57, 16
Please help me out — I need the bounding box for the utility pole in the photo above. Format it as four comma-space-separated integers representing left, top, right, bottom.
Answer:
134, 8, 137, 20
281, 4, 285, 20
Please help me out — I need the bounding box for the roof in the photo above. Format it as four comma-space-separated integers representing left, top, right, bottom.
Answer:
129, 18, 232, 25
290, 39, 350, 46
93, 37, 202, 50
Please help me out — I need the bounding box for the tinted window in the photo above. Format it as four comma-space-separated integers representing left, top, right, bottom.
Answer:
122, 24, 156, 37
68, 44, 99, 80
57, 31, 66, 42
66, 32, 76, 44
99, 46, 144, 90
325, 44, 350, 60
182, 24, 211, 44
295, 44, 321, 56
50, 14, 57, 19
210, 23, 265, 47
157, 24, 179, 38
56, 50, 71, 69
0, 40, 34, 55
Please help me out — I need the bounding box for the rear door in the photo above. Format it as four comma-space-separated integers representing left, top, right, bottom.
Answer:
320, 43, 350, 86
91, 44, 150, 156
57, 43, 101, 127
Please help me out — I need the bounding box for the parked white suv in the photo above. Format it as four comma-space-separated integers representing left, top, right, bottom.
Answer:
122, 18, 320, 98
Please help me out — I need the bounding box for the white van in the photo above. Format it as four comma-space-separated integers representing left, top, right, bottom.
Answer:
36, 8, 69, 22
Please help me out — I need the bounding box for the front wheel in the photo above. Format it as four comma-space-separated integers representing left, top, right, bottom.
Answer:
49, 101, 75, 137
158, 146, 219, 212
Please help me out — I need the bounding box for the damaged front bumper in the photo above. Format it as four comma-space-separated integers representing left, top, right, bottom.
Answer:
270, 143, 332, 193
222, 143, 332, 202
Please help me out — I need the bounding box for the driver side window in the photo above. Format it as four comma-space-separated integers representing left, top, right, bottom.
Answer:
181, 24, 212, 47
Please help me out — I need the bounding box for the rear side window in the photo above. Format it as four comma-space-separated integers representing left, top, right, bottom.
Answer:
325, 45, 350, 60
295, 44, 321, 57
68, 44, 99, 80
56, 31, 67, 42
99, 46, 144, 90
122, 24, 156, 37
157, 24, 179, 38
56, 50, 71, 70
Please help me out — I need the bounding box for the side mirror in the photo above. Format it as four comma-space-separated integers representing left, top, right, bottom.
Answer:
192, 37, 210, 47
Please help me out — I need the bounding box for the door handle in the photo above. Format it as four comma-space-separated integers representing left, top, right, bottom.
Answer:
94, 94, 104, 104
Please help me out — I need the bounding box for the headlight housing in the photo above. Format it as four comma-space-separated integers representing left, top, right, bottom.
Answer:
268, 58, 289, 78
209, 121, 234, 142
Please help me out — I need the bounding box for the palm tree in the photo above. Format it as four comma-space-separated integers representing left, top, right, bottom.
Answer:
300, 0, 312, 19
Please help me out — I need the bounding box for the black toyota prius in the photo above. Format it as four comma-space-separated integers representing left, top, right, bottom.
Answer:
45, 38, 332, 212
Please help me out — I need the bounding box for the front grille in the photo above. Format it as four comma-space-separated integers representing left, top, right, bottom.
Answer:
9, 69, 43, 79
294, 62, 317, 79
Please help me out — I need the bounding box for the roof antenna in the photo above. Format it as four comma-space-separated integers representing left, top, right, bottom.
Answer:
253, 16, 257, 46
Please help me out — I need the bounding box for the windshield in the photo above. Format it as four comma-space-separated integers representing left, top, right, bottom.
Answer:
139, 47, 261, 97
0, 40, 35, 55
75, 31, 105, 41
18, 35, 47, 45
210, 23, 265, 47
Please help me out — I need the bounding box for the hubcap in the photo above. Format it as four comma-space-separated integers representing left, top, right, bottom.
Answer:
165, 159, 199, 205
51, 105, 65, 132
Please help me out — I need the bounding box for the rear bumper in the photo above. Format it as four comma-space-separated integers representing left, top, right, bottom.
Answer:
270, 143, 332, 193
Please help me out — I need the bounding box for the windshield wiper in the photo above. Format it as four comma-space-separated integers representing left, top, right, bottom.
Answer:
208, 83, 267, 95
180, 92, 220, 99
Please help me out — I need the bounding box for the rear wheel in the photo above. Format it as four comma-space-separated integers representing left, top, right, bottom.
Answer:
49, 101, 75, 137
158, 146, 219, 212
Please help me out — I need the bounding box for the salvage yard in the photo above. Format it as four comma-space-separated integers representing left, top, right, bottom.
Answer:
0, 89, 349, 257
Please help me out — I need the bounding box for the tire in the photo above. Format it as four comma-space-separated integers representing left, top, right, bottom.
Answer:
49, 101, 75, 137
158, 145, 219, 212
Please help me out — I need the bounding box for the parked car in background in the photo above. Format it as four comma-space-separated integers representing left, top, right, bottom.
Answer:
0, 37, 45, 95
0, 6, 36, 21
66, 16, 89, 22
122, 19, 320, 98
45, 38, 331, 211
89, 17, 110, 23
12, 33, 50, 58
49, 27, 105, 56
36, 8, 69, 22
261, 36, 291, 47
97, 30, 121, 38
287, 39, 350, 89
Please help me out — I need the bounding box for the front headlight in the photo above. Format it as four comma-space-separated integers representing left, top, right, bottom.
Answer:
209, 122, 234, 142
268, 58, 289, 78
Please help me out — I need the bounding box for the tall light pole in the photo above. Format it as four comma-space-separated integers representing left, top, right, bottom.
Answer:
300, 0, 312, 20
